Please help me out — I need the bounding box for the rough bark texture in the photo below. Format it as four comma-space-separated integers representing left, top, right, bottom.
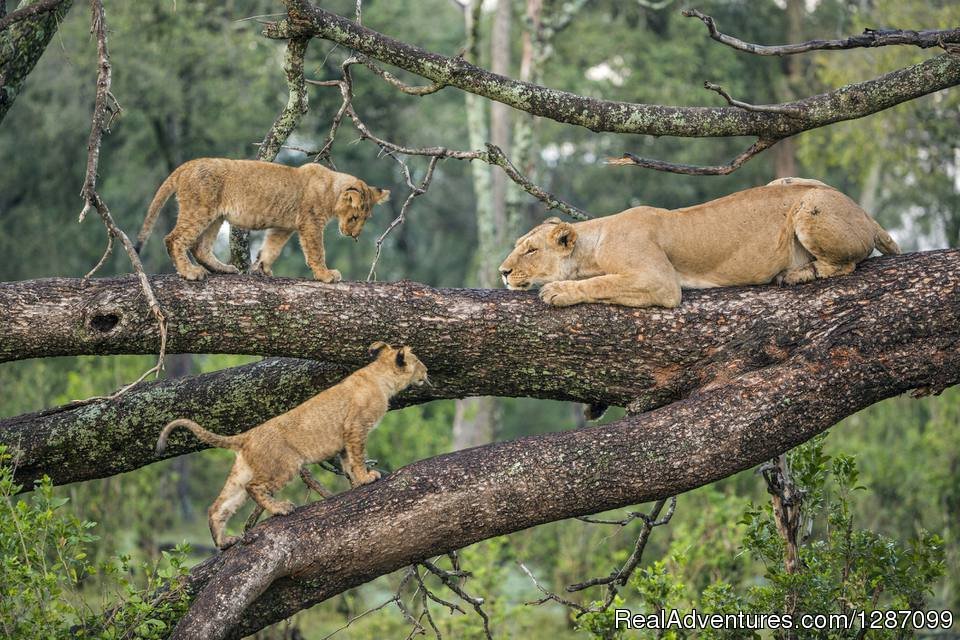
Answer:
167, 248, 960, 638
0, 0, 73, 122
270, 1, 960, 138
2, 251, 958, 490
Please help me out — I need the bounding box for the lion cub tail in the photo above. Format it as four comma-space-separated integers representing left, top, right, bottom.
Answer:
155, 418, 243, 455
136, 169, 181, 254
872, 220, 901, 256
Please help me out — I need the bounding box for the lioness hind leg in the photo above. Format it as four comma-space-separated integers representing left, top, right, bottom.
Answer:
193, 218, 240, 274
781, 260, 855, 286
790, 189, 876, 283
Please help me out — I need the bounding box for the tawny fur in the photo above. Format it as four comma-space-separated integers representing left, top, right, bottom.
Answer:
136, 158, 390, 282
498, 177, 900, 308
155, 343, 427, 549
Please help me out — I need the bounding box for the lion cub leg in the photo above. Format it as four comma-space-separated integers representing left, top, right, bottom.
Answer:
208, 456, 254, 549
297, 220, 342, 283
341, 425, 380, 487
192, 218, 240, 275
252, 228, 294, 276
165, 206, 217, 281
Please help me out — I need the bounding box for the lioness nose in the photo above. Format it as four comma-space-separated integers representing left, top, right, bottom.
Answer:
500, 268, 512, 277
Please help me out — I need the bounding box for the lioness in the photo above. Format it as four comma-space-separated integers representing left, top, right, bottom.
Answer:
155, 342, 427, 549
499, 178, 899, 308
136, 158, 390, 282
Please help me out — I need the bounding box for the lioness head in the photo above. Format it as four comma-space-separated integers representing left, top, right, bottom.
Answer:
498, 217, 578, 290
368, 341, 428, 387
336, 180, 391, 239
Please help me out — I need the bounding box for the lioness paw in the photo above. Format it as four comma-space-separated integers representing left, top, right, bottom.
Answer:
539, 281, 581, 307
180, 265, 208, 281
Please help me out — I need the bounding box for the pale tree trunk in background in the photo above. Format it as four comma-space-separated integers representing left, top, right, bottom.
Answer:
773, 0, 804, 179
165, 353, 195, 520
454, 0, 503, 450
489, 0, 511, 253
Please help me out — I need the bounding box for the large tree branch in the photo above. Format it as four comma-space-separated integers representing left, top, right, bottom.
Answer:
265, 1, 960, 140
166, 263, 960, 638
0, 0, 74, 123
2, 251, 958, 490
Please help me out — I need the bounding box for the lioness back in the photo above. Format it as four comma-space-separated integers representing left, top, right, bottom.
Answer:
500, 179, 899, 308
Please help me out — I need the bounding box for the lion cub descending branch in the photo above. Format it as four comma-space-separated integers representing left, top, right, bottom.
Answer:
155, 342, 427, 549
136, 158, 390, 282
499, 177, 900, 308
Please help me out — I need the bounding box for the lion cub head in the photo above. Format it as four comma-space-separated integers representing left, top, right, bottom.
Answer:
368, 341, 428, 387
498, 217, 577, 290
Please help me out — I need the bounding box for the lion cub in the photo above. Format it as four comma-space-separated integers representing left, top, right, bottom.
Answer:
155, 342, 427, 549
135, 158, 390, 282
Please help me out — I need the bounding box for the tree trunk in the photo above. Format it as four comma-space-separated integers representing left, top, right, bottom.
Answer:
2, 251, 957, 489
167, 286, 960, 638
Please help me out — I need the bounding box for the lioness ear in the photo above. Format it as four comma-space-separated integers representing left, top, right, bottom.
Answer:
543, 216, 562, 225
549, 222, 577, 251
368, 341, 389, 358
375, 188, 390, 204
395, 348, 406, 367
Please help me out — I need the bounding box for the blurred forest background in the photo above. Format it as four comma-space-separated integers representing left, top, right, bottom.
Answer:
1, 0, 958, 637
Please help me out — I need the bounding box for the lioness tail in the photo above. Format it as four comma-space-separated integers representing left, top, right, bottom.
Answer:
136, 167, 183, 253
873, 220, 900, 256
156, 418, 243, 455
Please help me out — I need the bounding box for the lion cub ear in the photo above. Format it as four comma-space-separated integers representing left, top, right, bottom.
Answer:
374, 188, 391, 204
395, 348, 406, 368
542, 216, 562, 225
340, 186, 363, 209
368, 341, 389, 358
549, 222, 577, 252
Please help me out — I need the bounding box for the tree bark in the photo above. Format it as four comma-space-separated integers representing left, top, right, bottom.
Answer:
2, 250, 958, 489
165, 256, 960, 637
269, 1, 960, 139
0, 0, 74, 123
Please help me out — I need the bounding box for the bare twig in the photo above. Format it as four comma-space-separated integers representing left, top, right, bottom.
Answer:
367, 155, 439, 281
79, 0, 167, 388
356, 54, 447, 97
683, 8, 960, 56
606, 138, 778, 175
421, 559, 493, 640
704, 81, 805, 118
521, 497, 677, 617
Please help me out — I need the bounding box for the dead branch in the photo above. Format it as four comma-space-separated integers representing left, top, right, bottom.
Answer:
78, 0, 167, 388
606, 138, 778, 175
682, 8, 960, 56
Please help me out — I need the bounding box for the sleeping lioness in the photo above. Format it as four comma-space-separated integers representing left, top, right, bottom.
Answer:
499, 178, 900, 308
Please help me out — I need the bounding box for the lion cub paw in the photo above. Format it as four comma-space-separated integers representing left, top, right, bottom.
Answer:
539, 281, 581, 307
353, 469, 381, 487
273, 500, 296, 516
313, 268, 342, 283
179, 265, 209, 281
218, 535, 240, 550
251, 260, 272, 277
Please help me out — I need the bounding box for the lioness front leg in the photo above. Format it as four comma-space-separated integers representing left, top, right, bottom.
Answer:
540, 273, 681, 308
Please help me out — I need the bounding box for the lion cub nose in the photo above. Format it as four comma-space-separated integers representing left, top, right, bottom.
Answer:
500, 268, 512, 277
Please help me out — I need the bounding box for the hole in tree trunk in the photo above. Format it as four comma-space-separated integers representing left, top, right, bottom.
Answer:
90, 313, 120, 332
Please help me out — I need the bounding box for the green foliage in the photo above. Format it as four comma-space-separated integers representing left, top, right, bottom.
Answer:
0, 446, 190, 639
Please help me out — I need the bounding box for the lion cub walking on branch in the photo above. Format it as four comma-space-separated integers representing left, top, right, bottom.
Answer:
155, 342, 427, 549
136, 158, 390, 282
499, 177, 900, 308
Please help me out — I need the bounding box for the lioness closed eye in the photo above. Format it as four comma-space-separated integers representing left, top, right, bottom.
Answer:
499, 177, 900, 308
135, 158, 390, 282
155, 342, 427, 549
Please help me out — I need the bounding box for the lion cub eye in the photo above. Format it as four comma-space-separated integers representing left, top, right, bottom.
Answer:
524, 247, 538, 255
